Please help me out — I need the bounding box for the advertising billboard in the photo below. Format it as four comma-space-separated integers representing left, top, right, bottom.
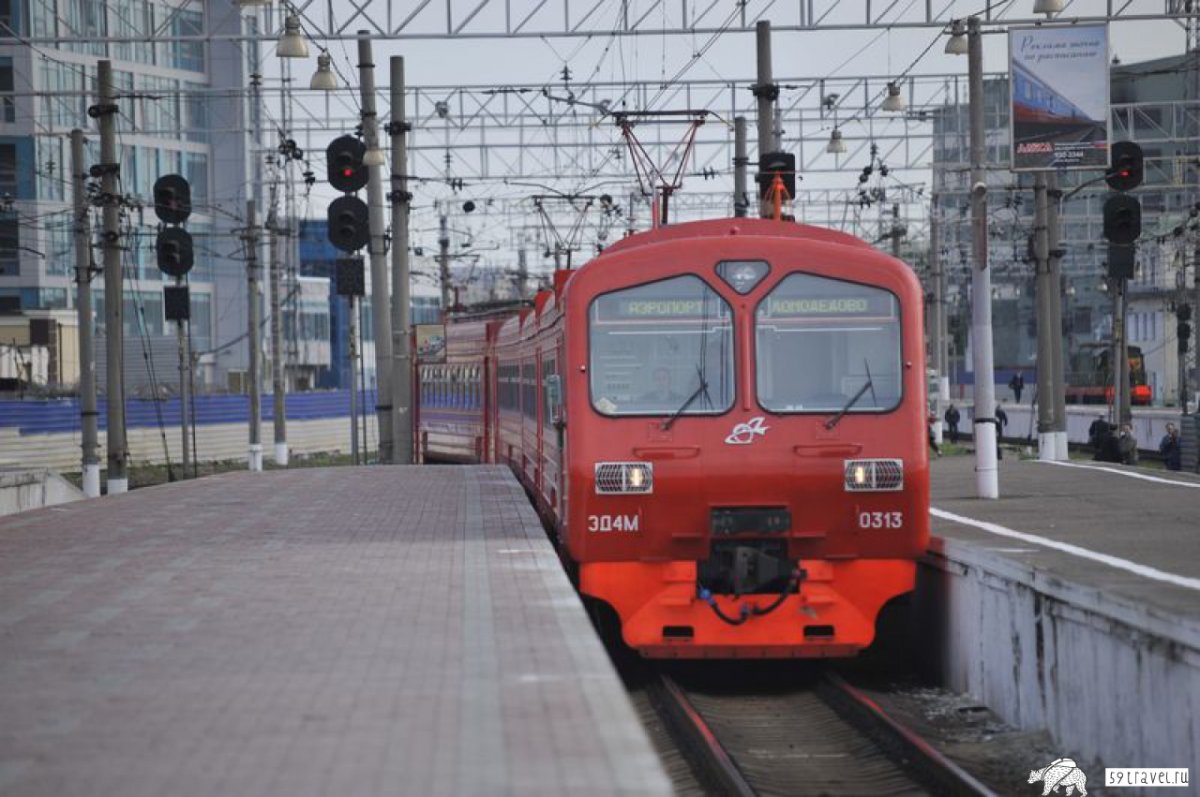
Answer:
1009, 24, 1110, 171
415, 324, 446, 362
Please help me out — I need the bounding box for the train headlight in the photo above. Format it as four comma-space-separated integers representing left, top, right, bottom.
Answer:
595, 462, 654, 494
843, 459, 904, 492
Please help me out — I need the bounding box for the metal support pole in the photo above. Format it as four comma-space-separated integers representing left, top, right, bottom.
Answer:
390, 55, 413, 464
97, 61, 128, 495
71, 129, 100, 498
1117, 280, 1132, 426
348, 295, 360, 465
438, 212, 451, 312
269, 212, 287, 465
175, 275, 190, 474
358, 32, 395, 464
929, 197, 945, 445
1046, 174, 1068, 459
245, 200, 263, 471
891, 203, 902, 258
733, 116, 749, 218
754, 20, 775, 219
1033, 174, 1055, 460
967, 16, 999, 498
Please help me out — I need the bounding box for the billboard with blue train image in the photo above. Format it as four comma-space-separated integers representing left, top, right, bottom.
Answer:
1009, 24, 1110, 171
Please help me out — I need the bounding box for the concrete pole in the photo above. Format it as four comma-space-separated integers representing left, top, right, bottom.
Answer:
269, 212, 287, 465
358, 31, 394, 464
516, 245, 528, 299
97, 61, 127, 495
390, 55, 413, 464
348, 294, 360, 466
175, 275, 190, 475
1033, 174, 1055, 460
929, 198, 945, 445
71, 129, 100, 498
1046, 174, 1068, 459
246, 200, 262, 471
393, 56, 417, 463
967, 16, 999, 498
733, 116, 749, 218
754, 20, 775, 219
438, 212, 451, 312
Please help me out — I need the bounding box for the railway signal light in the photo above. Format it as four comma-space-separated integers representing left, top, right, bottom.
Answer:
156, 226, 194, 277
326, 135, 368, 193
327, 195, 370, 252
335, 258, 365, 296
163, 285, 190, 321
1103, 194, 1141, 245
152, 174, 191, 224
1105, 141, 1144, 192
756, 151, 796, 201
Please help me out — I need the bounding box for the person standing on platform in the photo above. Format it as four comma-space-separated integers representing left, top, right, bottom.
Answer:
995, 403, 1009, 437
1088, 414, 1109, 448
1159, 423, 1182, 471
928, 414, 942, 458
1009, 372, 1025, 404
1117, 423, 1139, 466
944, 403, 961, 444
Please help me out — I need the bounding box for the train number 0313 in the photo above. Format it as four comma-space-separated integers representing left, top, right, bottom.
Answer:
858, 511, 903, 530
587, 514, 640, 533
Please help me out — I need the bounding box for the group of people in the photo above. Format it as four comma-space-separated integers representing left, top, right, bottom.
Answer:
929, 402, 1007, 458
1087, 416, 1184, 470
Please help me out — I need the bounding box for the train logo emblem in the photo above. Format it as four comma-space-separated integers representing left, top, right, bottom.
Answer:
1027, 758, 1088, 796
725, 416, 769, 445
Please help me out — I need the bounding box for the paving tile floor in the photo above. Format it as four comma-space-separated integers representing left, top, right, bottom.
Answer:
0, 466, 670, 797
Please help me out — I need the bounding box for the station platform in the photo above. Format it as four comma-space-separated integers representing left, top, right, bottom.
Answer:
929, 454, 1200, 621
0, 466, 670, 797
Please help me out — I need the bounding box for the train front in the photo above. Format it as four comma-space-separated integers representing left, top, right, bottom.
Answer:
562, 219, 930, 658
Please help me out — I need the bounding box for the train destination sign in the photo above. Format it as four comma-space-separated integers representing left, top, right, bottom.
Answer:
596, 295, 732, 321
761, 293, 895, 318
1009, 24, 1110, 172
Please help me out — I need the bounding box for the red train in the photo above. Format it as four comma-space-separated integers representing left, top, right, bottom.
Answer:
416, 217, 930, 658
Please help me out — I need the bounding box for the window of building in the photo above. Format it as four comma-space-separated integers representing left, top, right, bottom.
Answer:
0, 212, 17, 275
170, 10, 204, 73
0, 56, 14, 123
0, 142, 16, 195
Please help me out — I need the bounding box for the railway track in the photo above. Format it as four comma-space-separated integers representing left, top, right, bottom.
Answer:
647, 668, 997, 797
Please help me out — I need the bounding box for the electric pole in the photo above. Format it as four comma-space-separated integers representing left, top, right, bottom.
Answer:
269, 207, 287, 465
1046, 174, 1068, 459
357, 31, 394, 464
754, 20, 776, 219
71, 129, 99, 498
1033, 174, 1055, 460
438, 212, 451, 312
929, 196, 946, 445
245, 200, 262, 472
390, 55, 413, 464
96, 61, 127, 495
967, 16, 999, 498
733, 116, 749, 218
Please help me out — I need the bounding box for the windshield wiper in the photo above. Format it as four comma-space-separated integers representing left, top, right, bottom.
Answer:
662, 366, 710, 430
825, 362, 875, 430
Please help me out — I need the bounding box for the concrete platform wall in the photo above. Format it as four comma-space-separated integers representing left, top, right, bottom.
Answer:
0, 468, 84, 516
916, 537, 1200, 772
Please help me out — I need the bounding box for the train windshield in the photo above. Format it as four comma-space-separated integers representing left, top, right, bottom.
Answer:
588, 275, 735, 416
755, 273, 902, 414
